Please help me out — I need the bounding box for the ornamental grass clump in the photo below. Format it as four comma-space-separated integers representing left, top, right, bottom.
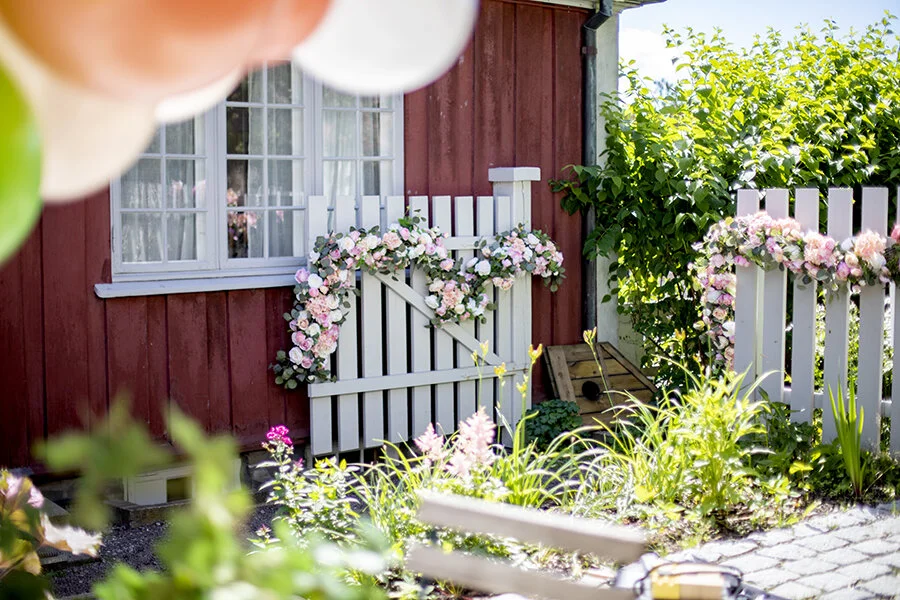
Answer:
592, 369, 792, 528
829, 383, 866, 499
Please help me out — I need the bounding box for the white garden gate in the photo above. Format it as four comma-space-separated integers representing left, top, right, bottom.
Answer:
306, 167, 539, 456
734, 187, 899, 453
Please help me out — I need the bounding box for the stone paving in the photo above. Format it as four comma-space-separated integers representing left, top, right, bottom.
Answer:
664, 503, 900, 599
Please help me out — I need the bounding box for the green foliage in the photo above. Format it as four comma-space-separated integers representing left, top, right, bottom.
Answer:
592, 370, 794, 527
261, 439, 361, 547
523, 399, 582, 451
0, 471, 100, 592
553, 15, 900, 386
38, 400, 169, 531
829, 383, 866, 498
29, 403, 387, 600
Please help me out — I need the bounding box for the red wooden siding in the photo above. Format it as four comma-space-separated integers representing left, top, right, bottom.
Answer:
0, 0, 586, 468
405, 0, 587, 397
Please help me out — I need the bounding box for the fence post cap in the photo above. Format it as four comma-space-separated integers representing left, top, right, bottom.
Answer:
488, 167, 541, 183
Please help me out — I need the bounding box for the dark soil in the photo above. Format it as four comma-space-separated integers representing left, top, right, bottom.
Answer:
49, 505, 278, 598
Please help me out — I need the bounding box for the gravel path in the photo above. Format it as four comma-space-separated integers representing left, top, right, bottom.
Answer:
664, 503, 900, 599
49, 505, 278, 598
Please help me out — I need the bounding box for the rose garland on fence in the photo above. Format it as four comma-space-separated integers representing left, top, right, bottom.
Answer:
272, 214, 564, 389
691, 211, 900, 370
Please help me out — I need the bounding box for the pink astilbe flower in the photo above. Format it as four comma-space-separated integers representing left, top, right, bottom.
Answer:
446, 408, 496, 478
413, 423, 447, 464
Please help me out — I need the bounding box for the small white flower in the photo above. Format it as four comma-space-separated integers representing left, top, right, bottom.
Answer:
309, 251, 320, 262
307, 323, 321, 336
475, 260, 491, 276
289, 347, 304, 364
425, 295, 440, 309
428, 280, 444, 292
339, 236, 355, 252
526, 233, 539, 245
326, 295, 340, 310
466, 256, 479, 268
307, 274, 324, 289
328, 309, 343, 323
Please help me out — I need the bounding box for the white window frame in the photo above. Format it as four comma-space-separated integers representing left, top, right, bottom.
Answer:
106, 71, 404, 292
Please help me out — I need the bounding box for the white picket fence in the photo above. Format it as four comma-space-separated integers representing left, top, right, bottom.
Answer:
734, 187, 899, 453
306, 167, 540, 456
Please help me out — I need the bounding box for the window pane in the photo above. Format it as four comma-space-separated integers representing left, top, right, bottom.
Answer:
324, 160, 356, 200
323, 110, 357, 157
121, 159, 162, 209
226, 159, 264, 206
268, 159, 303, 206
267, 108, 303, 156
268, 209, 305, 258
362, 112, 392, 157
167, 213, 204, 261
167, 159, 206, 208
145, 129, 161, 154
267, 61, 301, 104
362, 160, 393, 196
227, 210, 264, 258
122, 213, 163, 263
228, 69, 263, 103
361, 95, 392, 109
226, 106, 264, 155
323, 86, 355, 108
165, 116, 204, 155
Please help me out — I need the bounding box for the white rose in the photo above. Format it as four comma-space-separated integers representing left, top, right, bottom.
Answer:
466, 256, 478, 268
328, 309, 343, 323
307, 273, 324, 289
340, 236, 354, 252
868, 253, 886, 270
307, 323, 321, 336
425, 295, 440, 309
428, 280, 444, 292
365, 234, 380, 249
309, 251, 320, 262
841, 239, 853, 252
526, 233, 539, 245
288, 347, 303, 365
420, 233, 433, 245
706, 289, 721, 304
297, 311, 308, 321
475, 260, 491, 276
327, 295, 340, 309
338, 269, 349, 282
453, 303, 465, 314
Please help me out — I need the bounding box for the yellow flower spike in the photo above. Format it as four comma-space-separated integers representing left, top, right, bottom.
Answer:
480, 340, 490, 357
494, 362, 507, 377
470, 350, 479, 364
583, 327, 597, 346
516, 381, 527, 395
528, 343, 543, 364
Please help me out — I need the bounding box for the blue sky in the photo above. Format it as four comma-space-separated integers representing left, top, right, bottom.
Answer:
619, 0, 898, 81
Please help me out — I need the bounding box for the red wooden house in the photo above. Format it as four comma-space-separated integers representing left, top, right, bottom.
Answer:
0, 0, 659, 469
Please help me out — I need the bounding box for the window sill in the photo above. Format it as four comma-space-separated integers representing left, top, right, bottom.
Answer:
94, 273, 297, 299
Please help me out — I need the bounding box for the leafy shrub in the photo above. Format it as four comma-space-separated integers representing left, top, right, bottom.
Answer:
261, 427, 360, 546
0, 471, 101, 596
524, 399, 582, 450
11, 403, 390, 600
592, 370, 795, 528
553, 16, 900, 387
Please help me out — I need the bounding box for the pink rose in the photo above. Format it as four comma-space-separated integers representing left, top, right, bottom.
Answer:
295, 268, 310, 283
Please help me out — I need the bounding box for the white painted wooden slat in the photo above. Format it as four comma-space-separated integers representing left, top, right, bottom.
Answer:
476, 196, 496, 415
309, 363, 527, 397
857, 188, 888, 449
416, 492, 645, 562
359, 196, 384, 448
823, 188, 854, 443
894, 187, 900, 455
455, 196, 478, 421
385, 195, 409, 442
493, 196, 516, 436
334, 195, 360, 451
790, 189, 819, 423
406, 545, 633, 600
432, 196, 457, 433
409, 196, 433, 437
307, 196, 334, 455
509, 190, 532, 425
734, 190, 761, 394
760, 190, 789, 404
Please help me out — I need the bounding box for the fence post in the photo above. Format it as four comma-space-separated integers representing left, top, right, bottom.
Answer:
489, 167, 539, 422
734, 190, 761, 396
760, 189, 789, 404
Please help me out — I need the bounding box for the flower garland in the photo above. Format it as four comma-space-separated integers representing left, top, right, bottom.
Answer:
273, 215, 564, 389
691, 212, 900, 370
